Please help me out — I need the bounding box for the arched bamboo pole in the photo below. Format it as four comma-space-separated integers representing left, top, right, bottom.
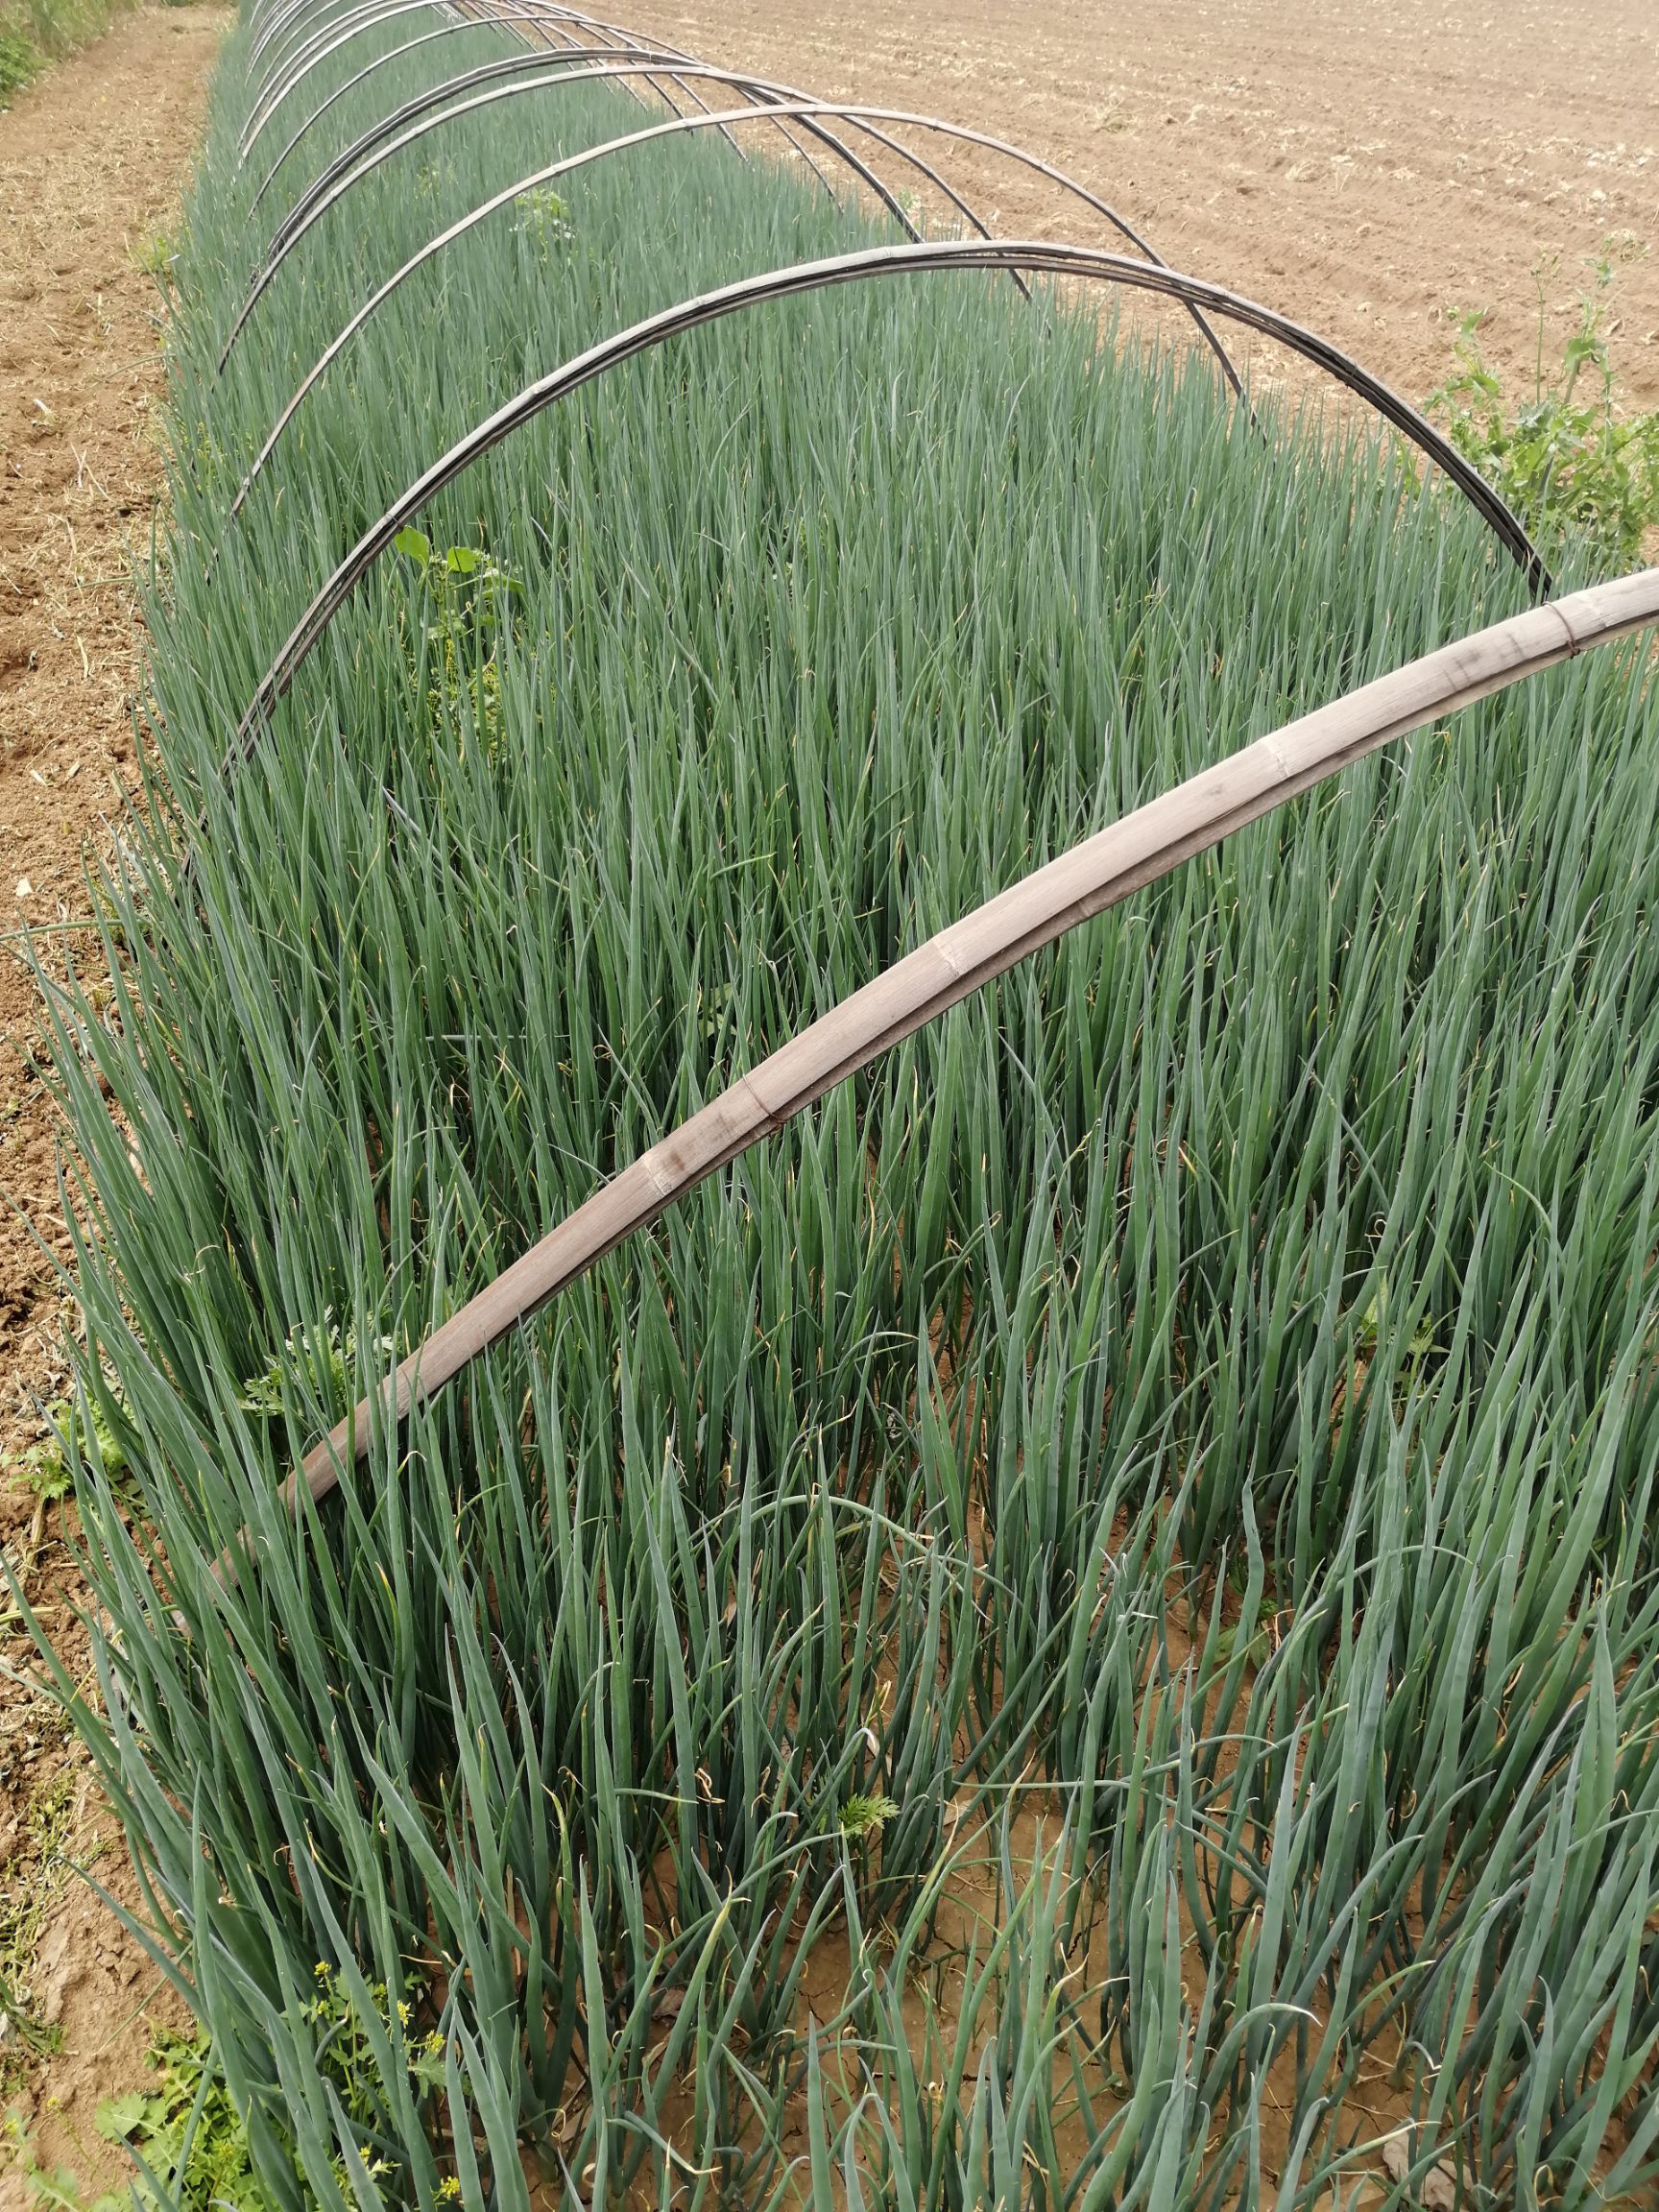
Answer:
230, 236, 1551, 761
228, 98, 1253, 511
267, 568, 1659, 1524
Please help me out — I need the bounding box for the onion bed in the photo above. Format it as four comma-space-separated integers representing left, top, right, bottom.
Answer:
20, 5, 1659, 2206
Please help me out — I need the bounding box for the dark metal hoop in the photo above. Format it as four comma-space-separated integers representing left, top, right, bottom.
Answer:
222, 59, 970, 370
248, 51, 930, 284
246, 0, 722, 152
244, 0, 732, 182
249, 0, 581, 100
229, 97, 1257, 513
251, 0, 462, 110
229, 236, 1551, 763
250, 11, 618, 215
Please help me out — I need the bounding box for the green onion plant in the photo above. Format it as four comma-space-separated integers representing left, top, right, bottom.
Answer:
13, 6, 1659, 2205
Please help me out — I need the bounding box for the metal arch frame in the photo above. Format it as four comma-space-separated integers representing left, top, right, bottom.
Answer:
437, 3, 851, 205
246, 0, 724, 153
428, 2, 834, 204
248, 1, 645, 142
233, 8, 1239, 402
235, 80, 1015, 377
249, 0, 379, 64
250, 566, 1659, 1533
250, 0, 638, 78
251, 9, 629, 216
248, 0, 595, 151
223, 60, 984, 370
229, 97, 1257, 515
249, 53, 950, 286
245, 0, 752, 196
231, 18, 1247, 434
227, 55, 1249, 386
249, 0, 367, 78
249, 0, 582, 93
229, 237, 1551, 763
251, 0, 454, 101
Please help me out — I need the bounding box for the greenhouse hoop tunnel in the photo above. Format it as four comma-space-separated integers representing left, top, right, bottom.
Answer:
228, 94, 1260, 509
227, 54, 957, 361
230, 233, 1551, 766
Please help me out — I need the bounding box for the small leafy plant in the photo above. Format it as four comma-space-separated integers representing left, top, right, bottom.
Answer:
3, 1389, 128, 1503
132, 229, 178, 291
1429, 246, 1659, 565
394, 528, 521, 757
512, 185, 574, 258
94, 2032, 275, 2212
0, 1769, 79, 2092
236, 1308, 385, 1419
82, 1982, 451, 2202
838, 1791, 899, 1842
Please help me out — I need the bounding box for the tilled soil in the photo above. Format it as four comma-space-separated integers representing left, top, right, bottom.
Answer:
0, 4, 228, 1460
0, 8, 226, 2200
621, 0, 1659, 410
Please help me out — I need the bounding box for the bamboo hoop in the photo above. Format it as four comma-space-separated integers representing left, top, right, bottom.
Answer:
266, 569, 1659, 1529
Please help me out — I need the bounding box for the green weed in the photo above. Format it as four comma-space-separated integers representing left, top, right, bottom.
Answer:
511, 185, 572, 257
0, 27, 40, 93
5, 1975, 454, 2210
133, 230, 180, 291
91, 1973, 451, 2210
3, 1389, 128, 1503
0, 0, 134, 94
1430, 245, 1659, 565
0, 1769, 78, 2091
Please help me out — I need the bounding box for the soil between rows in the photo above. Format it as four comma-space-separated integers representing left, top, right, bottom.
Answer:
1, 9, 228, 2196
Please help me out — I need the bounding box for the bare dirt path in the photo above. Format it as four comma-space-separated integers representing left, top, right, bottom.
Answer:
624, 0, 1659, 411
1, 3, 227, 1453
0, 8, 226, 2199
